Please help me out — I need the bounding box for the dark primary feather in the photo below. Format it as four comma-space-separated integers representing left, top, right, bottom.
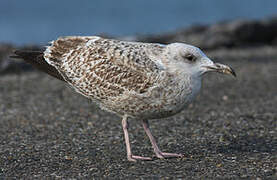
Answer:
12, 50, 65, 81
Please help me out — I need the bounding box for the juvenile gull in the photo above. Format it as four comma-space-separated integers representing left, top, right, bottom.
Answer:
13, 36, 236, 161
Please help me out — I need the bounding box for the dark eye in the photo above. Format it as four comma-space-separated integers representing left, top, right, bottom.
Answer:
185, 54, 195, 61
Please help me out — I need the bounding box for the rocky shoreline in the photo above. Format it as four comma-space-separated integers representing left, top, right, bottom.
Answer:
137, 16, 277, 49
1, 17, 277, 74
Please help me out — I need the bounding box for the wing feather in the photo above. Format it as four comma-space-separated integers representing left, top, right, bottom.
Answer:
44, 36, 165, 101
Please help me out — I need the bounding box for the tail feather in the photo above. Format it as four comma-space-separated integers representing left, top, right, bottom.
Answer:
12, 50, 65, 81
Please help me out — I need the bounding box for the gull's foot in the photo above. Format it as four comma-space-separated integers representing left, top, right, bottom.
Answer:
155, 152, 184, 159
127, 155, 152, 162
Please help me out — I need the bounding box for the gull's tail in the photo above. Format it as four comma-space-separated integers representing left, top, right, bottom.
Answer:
11, 50, 65, 81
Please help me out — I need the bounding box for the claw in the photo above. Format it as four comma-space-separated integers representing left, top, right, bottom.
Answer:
155, 151, 184, 159
128, 155, 152, 162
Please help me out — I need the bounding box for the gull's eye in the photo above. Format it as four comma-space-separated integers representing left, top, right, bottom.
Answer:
184, 53, 196, 62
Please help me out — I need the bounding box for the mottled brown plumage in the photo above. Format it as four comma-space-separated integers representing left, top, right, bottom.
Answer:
13, 36, 235, 161
44, 36, 182, 119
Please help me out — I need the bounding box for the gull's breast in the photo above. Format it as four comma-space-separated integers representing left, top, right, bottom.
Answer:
104, 73, 202, 120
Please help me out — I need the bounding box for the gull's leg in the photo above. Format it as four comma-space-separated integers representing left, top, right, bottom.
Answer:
121, 116, 152, 161
142, 119, 183, 159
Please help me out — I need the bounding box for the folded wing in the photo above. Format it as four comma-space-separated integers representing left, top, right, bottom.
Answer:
44, 36, 165, 101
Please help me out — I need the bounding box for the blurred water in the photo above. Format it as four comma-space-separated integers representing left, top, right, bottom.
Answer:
0, 0, 276, 45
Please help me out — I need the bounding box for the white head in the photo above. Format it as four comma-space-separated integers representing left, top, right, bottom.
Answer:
163, 43, 236, 78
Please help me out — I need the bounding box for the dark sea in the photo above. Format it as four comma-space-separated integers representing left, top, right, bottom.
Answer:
0, 0, 276, 45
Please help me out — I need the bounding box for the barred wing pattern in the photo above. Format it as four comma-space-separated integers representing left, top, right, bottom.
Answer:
44, 36, 166, 116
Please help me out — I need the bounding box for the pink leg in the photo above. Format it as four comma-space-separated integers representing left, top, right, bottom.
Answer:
121, 116, 152, 161
142, 119, 183, 159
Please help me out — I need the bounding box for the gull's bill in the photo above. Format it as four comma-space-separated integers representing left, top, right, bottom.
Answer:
204, 63, 236, 77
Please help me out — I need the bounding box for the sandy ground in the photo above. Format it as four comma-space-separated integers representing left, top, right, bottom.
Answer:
0, 46, 276, 179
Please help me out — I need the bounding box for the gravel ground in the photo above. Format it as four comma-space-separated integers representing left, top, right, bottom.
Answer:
0, 46, 276, 179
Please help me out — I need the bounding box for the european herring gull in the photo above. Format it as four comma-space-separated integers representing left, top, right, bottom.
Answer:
13, 36, 236, 161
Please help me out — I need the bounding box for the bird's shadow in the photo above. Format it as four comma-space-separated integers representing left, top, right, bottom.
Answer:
158, 134, 276, 161
215, 135, 276, 154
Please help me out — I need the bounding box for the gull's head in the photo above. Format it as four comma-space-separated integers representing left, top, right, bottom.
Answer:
165, 43, 236, 77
